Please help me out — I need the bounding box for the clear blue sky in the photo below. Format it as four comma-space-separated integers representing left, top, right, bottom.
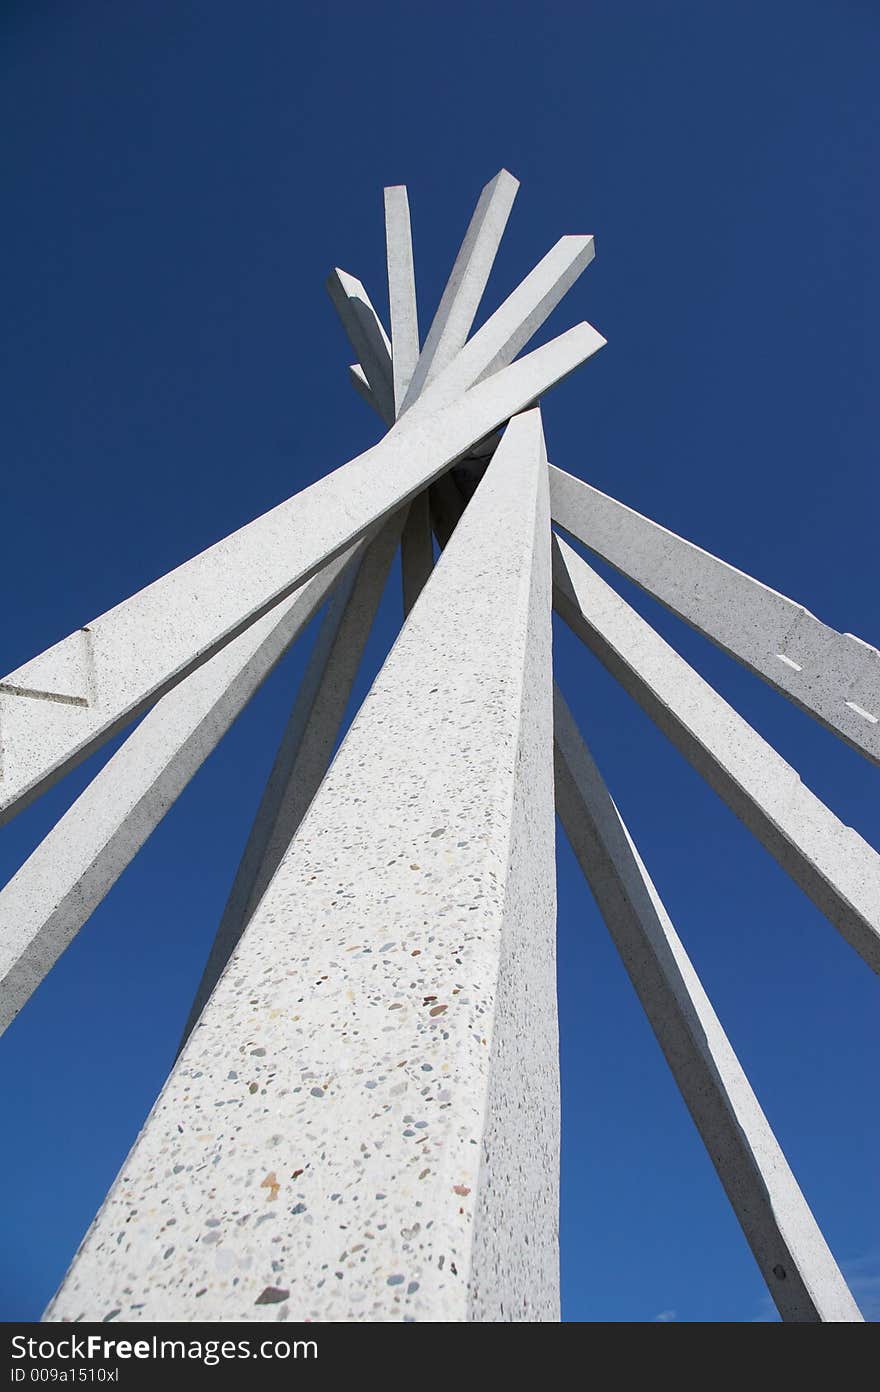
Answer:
1, 1, 878, 1323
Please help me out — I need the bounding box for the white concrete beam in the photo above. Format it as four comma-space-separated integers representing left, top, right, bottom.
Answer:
0, 322, 602, 826
326, 268, 394, 423
552, 535, 880, 975
384, 185, 420, 414
46, 408, 559, 1323
402, 169, 519, 410
403, 235, 598, 422
0, 545, 361, 1036
400, 492, 435, 616
554, 686, 862, 1323
550, 465, 880, 765
180, 512, 405, 1046
348, 363, 388, 423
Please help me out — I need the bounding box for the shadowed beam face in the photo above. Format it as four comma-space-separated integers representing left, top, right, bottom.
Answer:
0, 323, 604, 827
550, 464, 880, 766
348, 362, 388, 422
400, 491, 434, 616
401, 169, 520, 410
554, 685, 862, 1323
552, 534, 880, 976
326, 268, 394, 423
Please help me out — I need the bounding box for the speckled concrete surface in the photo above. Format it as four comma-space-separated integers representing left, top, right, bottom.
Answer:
181, 514, 405, 1047
554, 685, 862, 1322
45, 408, 559, 1323
550, 464, 880, 765
0, 323, 600, 827
552, 535, 880, 975
401, 170, 519, 410
0, 545, 359, 1036
384, 187, 420, 414
404, 238, 598, 423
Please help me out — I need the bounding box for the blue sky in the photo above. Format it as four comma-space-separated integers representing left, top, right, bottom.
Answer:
1, 1, 878, 1322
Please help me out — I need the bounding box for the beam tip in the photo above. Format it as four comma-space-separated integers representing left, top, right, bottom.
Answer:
328, 266, 362, 293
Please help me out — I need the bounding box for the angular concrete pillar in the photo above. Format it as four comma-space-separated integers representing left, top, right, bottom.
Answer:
550, 464, 880, 764
554, 686, 862, 1323
0, 323, 601, 826
326, 268, 394, 424
349, 361, 387, 423
384, 186, 420, 414
405, 236, 598, 421
46, 408, 559, 1323
552, 535, 880, 975
401, 169, 519, 410
181, 513, 405, 1045
0, 545, 360, 1036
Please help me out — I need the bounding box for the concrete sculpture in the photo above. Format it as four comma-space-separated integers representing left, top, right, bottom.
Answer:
0, 172, 871, 1322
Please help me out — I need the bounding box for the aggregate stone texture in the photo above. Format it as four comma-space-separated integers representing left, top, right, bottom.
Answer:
384, 186, 420, 414
552, 535, 880, 976
181, 514, 405, 1046
404, 238, 598, 424
0, 324, 600, 826
554, 686, 862, 1323
46, 407, 560, 1323
550, 464, 880, 764
0, 545, 359, 1036
401, 169, 519, 410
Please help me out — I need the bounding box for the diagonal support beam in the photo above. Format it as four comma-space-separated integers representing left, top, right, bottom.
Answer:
326, 268, 394, 423
46, 408, 560, 1323
0, 322, 602, 826
384, 185, 420, 414
0, 544, 362, 1036
550, 464, 880, 765
553, 685, 862, 1323
401, 169, 519, 410
552, 534, 880, 975
402, 235, 598, 421
180, 512, 405, 1045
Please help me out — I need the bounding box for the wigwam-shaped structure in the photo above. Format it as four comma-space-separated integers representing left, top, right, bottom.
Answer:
0, 172, 874, 1322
